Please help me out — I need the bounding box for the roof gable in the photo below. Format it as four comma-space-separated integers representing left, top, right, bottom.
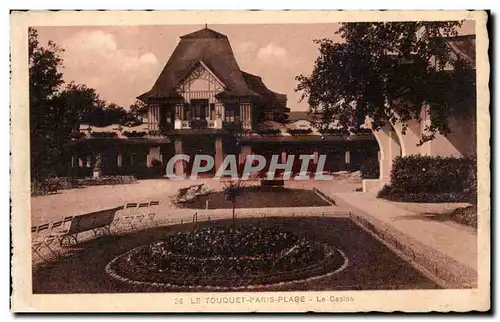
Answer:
176, 60, 226, 92
138, 28, 257, 101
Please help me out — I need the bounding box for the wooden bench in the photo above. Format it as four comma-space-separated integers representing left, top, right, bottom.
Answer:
174, 184, 206, 204
50, 206, 123, 246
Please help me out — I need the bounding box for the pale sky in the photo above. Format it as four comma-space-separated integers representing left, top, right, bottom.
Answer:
36, 21, 475, 111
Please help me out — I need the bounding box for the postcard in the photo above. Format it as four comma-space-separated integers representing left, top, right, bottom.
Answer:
10, 10, 490, 312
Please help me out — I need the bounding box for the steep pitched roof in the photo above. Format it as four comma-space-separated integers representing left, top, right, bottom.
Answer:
138, 27, 258, 101
241, 71, 287, 103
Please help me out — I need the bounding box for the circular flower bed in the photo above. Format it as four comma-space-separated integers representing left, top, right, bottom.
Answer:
107, 226, 347, 290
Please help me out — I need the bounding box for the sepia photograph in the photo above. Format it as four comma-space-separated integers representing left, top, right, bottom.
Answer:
10, 10, 489, 312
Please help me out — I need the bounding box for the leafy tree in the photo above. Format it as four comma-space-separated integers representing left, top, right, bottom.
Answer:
57, 82, 101, 131
295, 22, 475, 144
29, 28, 127, 179
129, 99, 148, 118
29, 27, 65, 179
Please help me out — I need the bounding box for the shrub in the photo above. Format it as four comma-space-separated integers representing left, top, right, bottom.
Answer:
121, 119, 143, 127
360, 157, 380, 179
90, 131, 117, 138
449, 205, 477, 228
31, 180, 49, 196
389, 155, 474, 193
78, 175, 137, 186
256, 128, 281, 136
31, 177, 77, 196
377, 155, 477, 203
319, 128, 348, 136
462, 154, 477, 202
123, 130, 147, 138
287, 128, 313, 135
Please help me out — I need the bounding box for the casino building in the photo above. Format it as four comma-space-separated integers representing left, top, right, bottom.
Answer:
69, 26, 379, 178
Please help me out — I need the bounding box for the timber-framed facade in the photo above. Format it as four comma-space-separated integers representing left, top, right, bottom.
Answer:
68, 27, 379, 178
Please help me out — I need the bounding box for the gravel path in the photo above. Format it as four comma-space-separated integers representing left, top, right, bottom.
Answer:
30, 178, 362, 226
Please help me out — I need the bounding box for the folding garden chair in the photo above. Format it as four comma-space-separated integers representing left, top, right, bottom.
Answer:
119, 203, 138, 231
132, 203, 150, 228
31, 222, 59, 262
110, 206, 125, 233
146, 201, 160, 226
122, 202, 143, 230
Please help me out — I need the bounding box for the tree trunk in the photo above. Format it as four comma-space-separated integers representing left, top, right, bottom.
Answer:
232, 199, 236, 226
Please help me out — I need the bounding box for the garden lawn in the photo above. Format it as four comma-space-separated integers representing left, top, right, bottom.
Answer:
180, 187, 331, 209
32, 217, 439, 293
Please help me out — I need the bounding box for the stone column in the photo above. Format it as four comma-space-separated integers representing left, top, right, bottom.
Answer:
86, 156, 92, 168
174, 139, 184, 176
380, 127, 400, 182
79, 158, 84, 168
215, 138, 224, 172
345, 150, 351, 165
71, 155, 76, 168
239, 145, 252, 165
117, 152, 123, 167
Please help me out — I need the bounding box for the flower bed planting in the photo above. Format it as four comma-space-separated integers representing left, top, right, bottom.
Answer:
107, 226, 346, 289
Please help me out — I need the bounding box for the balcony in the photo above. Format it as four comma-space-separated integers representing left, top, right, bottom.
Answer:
174, 118, 222, 130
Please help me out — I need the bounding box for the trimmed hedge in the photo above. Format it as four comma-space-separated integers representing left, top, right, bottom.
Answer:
123, 130, 147, 138
90, 131, 117, 138
287, 128, 313, 135
78, 175, 137, 186
30, 175, 137, 196
319, 128, 348, 136
377, 155, 476, 203
257, 129, 281, 136
390, 155, 473, 193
